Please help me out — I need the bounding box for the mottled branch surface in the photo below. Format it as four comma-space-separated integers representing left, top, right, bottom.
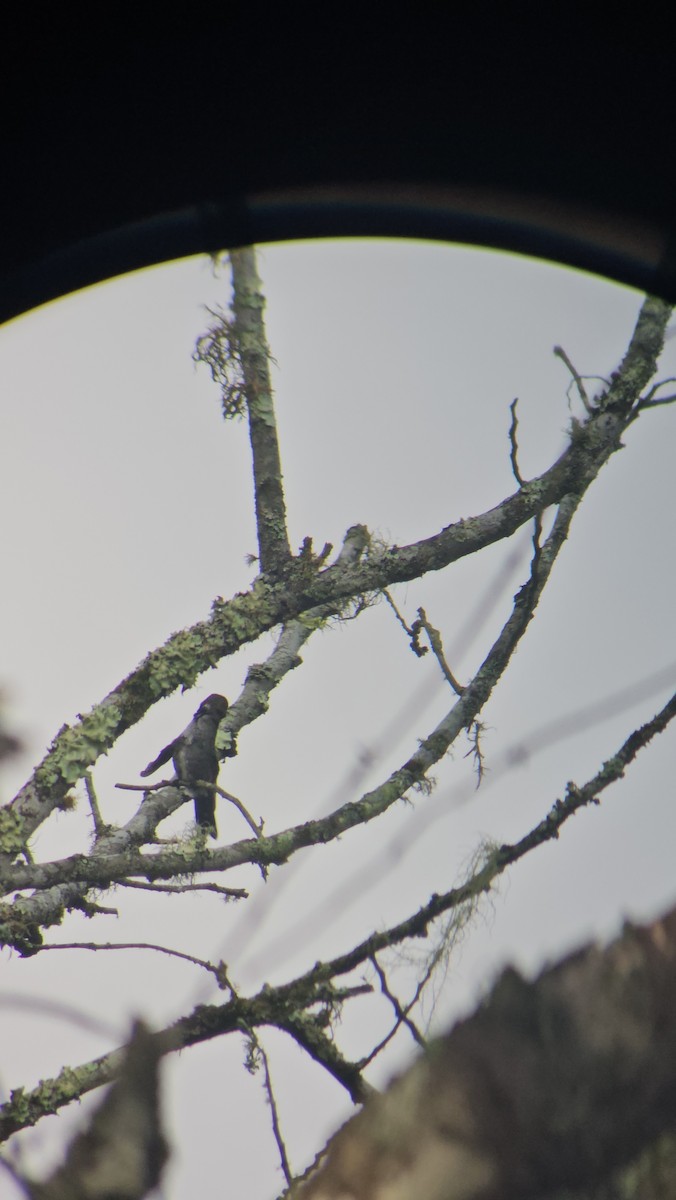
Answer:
290, 901, 676, 1200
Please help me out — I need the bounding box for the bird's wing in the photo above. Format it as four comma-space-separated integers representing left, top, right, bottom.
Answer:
140, 738, 180, 777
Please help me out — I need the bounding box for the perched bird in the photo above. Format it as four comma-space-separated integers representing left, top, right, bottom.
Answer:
140, 694, 229, 838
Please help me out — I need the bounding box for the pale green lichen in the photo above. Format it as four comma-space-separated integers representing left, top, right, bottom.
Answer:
216, 728, 235, 755
0, 805, 28, 854
35, 702, 122, 790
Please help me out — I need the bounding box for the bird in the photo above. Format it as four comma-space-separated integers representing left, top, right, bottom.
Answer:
140, 694, 229, 838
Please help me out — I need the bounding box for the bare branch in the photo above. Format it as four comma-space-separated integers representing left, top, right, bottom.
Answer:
0, 975, 371, 1140
114, 779, 168, 792
83, 771, 105, 837
245, 1032, 293, 1186
308, 691, 676, 985
636, 376, 676, 411
370, 955, 426, 1048
280, 1016, 375, 1106
358, 944, 442, 1072
508, 396, 526, 483
119, 878, 247, 900
463, 719, 488, 786
229, 247, 292, 575
415, 607, 465, 695
210, 783, 263, 838
553, 344, 595, 412
382, 589, 416, 638
35, 940, 231, 987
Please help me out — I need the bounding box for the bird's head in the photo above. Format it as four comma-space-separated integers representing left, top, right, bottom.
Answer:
197, 694, 229, 720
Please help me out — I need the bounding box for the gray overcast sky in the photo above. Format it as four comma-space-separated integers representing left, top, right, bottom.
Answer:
1, 240, 675, 1198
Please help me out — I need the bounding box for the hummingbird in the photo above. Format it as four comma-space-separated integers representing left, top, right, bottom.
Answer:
140, 694, 229, 837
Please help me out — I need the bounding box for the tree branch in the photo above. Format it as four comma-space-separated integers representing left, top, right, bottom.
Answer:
229, 246, 293, 575
0, 495, 579, 904
0, 493, 586, 940
0, 974, 371, 1141
245, 1032, 294, 1187
35, 939, 231, 987
553, 344, 594, 412
2, 694, 673, 1141
294, 691, 676, 991
0, 298, 671, 954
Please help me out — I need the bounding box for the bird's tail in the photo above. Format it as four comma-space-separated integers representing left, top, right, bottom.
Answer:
193, 790, 217, 839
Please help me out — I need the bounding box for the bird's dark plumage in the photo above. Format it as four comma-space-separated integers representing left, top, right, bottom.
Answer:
140, 694, 229, 838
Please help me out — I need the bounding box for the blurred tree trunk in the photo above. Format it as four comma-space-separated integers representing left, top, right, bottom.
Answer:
291, 901, 676, 1200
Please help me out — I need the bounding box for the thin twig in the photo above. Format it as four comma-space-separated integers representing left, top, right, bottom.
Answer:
84, 770, 105, 837
359, 954, 435, 1071
508, 397, 525, 485
119, 878, 247, 899
116, 778, 263, 838
509, 398, 542, 556
371, 955, 426, 1047
115, 779, 169, 792
281, 1015, 374, 1105
553, 344, 594, 412
37, 940, 232, 988
383, 589, 415, 637
210, 783, 264, 838
246, 1031, 293, 1186
639, 376, 676, 404
416, 608, 465, 695
463, 719, 488, 787
636, 376, 676, 412
385, 589, 429, 659
640, 392, 676, 408
76, 900, 118, 917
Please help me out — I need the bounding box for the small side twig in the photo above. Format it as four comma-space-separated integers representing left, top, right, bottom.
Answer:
509, 399, 542, 555
464, 719, 488, 787
37, 940, 233, 989
245, 1030, 293, 1186
553, 344, 594, 413
209, 783, 264, 838
84, 770, 105, 837
371, 955, 426, 1047
508, 397, 525, 486
115, 779, 169, 792
638, 392, 676, 409
383, 589, 429, 658
635, 377, 676, 412
416, 608, 465, 695
282, 1014, 375, 1105
119, 878, 248, 900
116, 779, 263, 839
